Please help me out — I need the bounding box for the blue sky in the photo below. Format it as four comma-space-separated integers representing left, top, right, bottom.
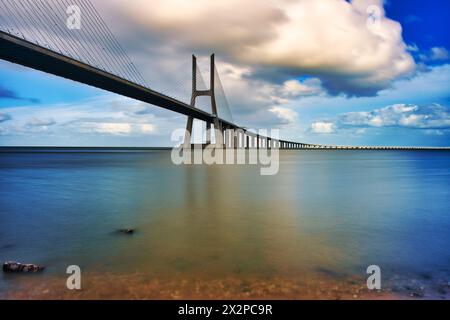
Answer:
0, 0, 449, 147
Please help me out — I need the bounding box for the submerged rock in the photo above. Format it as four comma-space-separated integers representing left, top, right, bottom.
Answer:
3, 261, 44, 273
117, 228, 135, 235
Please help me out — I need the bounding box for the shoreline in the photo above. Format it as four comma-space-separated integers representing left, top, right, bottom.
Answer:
2, 272, 448, 300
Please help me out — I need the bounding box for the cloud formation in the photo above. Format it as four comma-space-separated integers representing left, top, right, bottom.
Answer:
0, 84, 40, 103
106, 0, 415, 96
310, 104, 450, 134
0, 112, 11, 123
73, 122, 155, 135
27, 117, 56, 127
310, 121, 336, 134
269, 106, 298, 125
430, 47, 450, 61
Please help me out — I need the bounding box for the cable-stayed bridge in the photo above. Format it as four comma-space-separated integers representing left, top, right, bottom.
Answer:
0, 0, 447, 150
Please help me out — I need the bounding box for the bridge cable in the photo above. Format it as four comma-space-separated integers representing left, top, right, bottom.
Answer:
63, 0, 118, 73
82, 0, 148, 86
214, 64, 234, 123
0, 0, 27, 40
39, 0, 97, 65
27, 0, 71, 57
77, 0, 139, 83
11, 0, 48, 46
34, 0, 78, 60
4, 0, 38, 44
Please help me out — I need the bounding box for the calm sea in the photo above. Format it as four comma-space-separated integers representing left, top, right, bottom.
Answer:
1, 148, 449, 299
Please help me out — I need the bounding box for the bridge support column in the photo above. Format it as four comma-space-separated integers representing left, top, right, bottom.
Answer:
214, 119, 223, 148
187, 54, 227, 149
223, 128, 228, 148
206, 122, 211, 145
184, 116, 194, 148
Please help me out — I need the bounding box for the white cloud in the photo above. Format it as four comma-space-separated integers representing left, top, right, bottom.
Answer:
310, 121, 336, 134
406, 43, 419, 52
78, 122, 132, 135
419, 47, 450, 62
0, 95, 169, 138
26, 117, 55, 127
279, 79, 323, 98
321, 103, 450, 130
0, 112, 11, 123
269, 106, 298, 124
140, 123, 156, 133
430, 47, 450, 61
74, 122, 155, 135
104, 0, 415, 96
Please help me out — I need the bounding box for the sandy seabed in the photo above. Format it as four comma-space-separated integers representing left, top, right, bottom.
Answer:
3, 271, 448, 300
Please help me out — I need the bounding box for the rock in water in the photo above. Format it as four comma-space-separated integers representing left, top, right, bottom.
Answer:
3, 261, 44, 273
118, 228, 135, 234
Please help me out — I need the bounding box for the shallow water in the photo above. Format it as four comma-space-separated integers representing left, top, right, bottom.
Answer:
1, 149, 449, 299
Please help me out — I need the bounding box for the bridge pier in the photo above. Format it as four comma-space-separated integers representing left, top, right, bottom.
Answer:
223, 127, 230, 148
184, 116, 194, 148
206, 122, 211, 145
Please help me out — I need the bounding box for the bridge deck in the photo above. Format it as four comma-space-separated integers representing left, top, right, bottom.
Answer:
0, 31, 235, 127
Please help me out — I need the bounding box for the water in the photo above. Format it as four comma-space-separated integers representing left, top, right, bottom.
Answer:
1, 149, 449, 299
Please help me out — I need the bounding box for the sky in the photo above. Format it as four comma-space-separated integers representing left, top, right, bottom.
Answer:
0, 0, 449, 147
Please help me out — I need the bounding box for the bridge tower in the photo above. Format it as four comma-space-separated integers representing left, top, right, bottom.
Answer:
184, 54, 223, 147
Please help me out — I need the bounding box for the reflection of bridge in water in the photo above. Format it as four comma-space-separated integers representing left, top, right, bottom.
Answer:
0, 1, 447, 150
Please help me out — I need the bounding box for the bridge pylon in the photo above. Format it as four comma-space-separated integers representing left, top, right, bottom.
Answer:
184, 54, 223, 148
